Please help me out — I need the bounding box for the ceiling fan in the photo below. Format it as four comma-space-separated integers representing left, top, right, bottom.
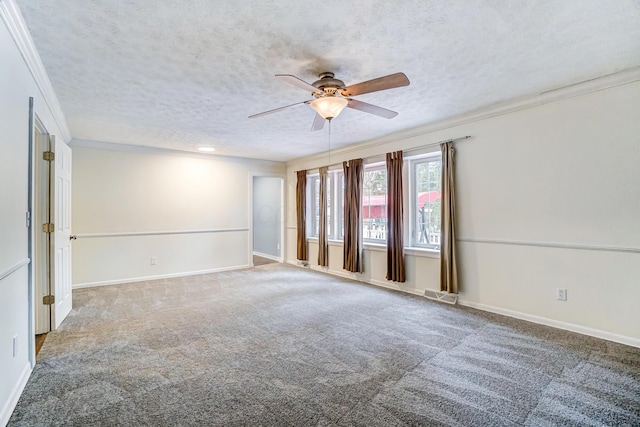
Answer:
249, 72, 410, 131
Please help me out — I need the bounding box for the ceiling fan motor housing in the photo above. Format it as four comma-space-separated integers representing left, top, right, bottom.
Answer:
312, 72, 346, 93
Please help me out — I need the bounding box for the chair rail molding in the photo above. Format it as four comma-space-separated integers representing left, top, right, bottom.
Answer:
457, 237, 640, 255
74, 228, 249, 238
0, 258, 30, 282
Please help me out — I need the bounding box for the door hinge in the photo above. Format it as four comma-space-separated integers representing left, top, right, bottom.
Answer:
26, 211, 31, 227
43, 151, 55, 161
43, 295, 55, 305
42, 223, 54, 233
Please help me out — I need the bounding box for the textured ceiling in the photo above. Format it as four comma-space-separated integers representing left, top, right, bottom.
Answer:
15, 0, 640, 161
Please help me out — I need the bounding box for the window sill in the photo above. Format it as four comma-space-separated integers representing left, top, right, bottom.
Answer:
363, 242, 386, 252
307, 239, 440, 258
365, 244, 440, 258
307, 237, 344, 247
404, 247, 440, 258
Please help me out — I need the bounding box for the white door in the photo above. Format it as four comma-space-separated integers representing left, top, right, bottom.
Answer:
50, 136, 72, 328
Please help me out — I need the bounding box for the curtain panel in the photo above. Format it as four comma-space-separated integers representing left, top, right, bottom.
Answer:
318, 167, 329, 266
386, 151, 406, 282
440, 142, 458, 293
343, 159, 364, 273
296, 170, 308, 261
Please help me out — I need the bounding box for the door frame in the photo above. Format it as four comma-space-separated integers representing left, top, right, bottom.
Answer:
248, 172, 286, 265
28, 106, 55, 366
27, 98, 36, 367
33, 120, 51, 335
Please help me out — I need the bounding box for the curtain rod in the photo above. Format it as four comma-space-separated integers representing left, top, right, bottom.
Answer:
402, 135, 471, 156
298, 135, 471, 173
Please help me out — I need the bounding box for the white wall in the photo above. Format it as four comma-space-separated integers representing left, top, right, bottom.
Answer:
286, 80, 640, 346
252, 176, 282, 259
0, 15, 68, 424
71, 144, 285, 286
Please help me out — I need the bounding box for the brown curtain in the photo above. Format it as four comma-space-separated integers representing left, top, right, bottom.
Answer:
296, 170, 308, 261
386, 151, 406, 282
343, 159, 364, 273
318, 167, 329, 266
440, 142, 458, 293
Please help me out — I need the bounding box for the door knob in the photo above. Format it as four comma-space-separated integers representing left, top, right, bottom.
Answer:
70, 235, 77, 240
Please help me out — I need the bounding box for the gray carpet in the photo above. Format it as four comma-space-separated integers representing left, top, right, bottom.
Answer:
253, 255, 278, 266
9, 263, 640, 426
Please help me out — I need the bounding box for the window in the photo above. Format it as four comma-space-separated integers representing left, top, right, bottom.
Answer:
308, 171, 344, 240
362, 164, 387, 242
334, 172, 345, 239
308, 175, 321, 237
411, 155, 442, 249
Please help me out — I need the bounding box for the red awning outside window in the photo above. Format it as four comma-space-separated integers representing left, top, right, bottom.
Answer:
362, 191, 440, 219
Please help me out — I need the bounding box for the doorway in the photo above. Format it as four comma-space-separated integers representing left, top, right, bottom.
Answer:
30, 116, 73, 354
251, 175, 284, 265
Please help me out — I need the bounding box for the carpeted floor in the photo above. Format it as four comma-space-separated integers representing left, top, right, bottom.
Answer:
9, 263, 640, 426
253, 255, 278, 266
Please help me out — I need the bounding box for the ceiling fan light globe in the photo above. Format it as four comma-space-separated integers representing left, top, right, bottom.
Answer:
310, 97, 348, 120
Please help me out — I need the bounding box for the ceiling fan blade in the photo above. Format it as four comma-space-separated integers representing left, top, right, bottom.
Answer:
347, 99, 398, 119
276, 74, 321, 93
341, 72, 410, 97
311, 113, 325, 131
248, 101, 309, 119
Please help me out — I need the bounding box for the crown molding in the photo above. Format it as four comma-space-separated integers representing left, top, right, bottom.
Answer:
289, 66, 640, 166
0, 0, 72, 142
70, 138, 286, 166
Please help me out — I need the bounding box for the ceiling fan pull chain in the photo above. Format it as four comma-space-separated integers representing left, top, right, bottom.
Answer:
328, 118, 331, 166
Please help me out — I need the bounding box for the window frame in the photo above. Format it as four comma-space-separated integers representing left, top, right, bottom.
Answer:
307, 170, 344, 241
331, 170, 344, 241
362, 162, 388, 244
307, 174, 319, 238
409, 153, 442, 250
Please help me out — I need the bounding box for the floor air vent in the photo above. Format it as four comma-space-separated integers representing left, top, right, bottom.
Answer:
424, 290, 458, 305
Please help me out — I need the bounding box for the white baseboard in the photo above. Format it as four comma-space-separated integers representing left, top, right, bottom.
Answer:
252, 251, 283, 262
0, 362, 32, 426
72, 264, 251, 289
307, 264, 424, 297
73, 263, 640, 348
286, 258, 640, 348
286, 259, 309, 268
458, 299, 640, 349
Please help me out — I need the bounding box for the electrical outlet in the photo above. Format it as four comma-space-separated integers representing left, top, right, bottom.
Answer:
13, 335, 18, 357
277, 243, 280, 250
556, 288, 567, 301
150, 257, 157, 265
